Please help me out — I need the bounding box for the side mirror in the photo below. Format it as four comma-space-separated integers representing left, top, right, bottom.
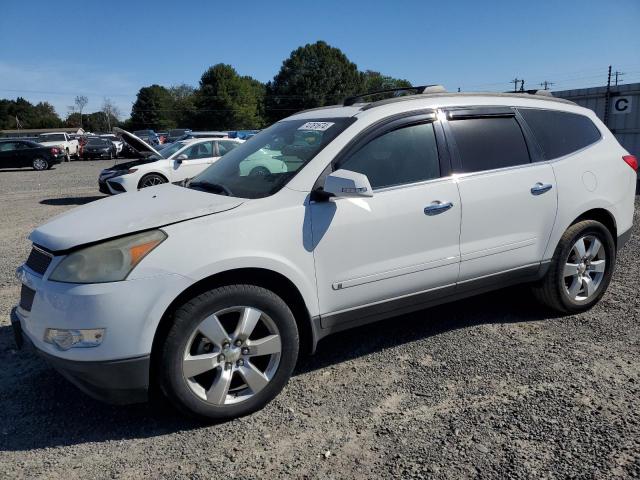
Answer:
322, 169, 373, 199
175, 154, 188, 163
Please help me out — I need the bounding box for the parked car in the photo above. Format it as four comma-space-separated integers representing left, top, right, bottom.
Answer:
11, 89, 637, 421
167, 128, 192, 143
82, 137, 117, 160
97, 128, 243, 194
99, 134, 124, 156
133, 130, 160, 146
0, 139, 65, 170
36, 132, 80, 160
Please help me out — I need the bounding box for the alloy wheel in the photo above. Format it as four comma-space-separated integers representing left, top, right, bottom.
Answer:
141, 176, 165, 188
563, 234, 606, 301
33, 158, 47, 170
182, 306, 282, 405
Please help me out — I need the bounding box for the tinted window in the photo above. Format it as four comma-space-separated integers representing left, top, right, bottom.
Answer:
339, 123, 440, 189
449, 117, 530, 173
217, 140, 239, 156
183, 141, 213, 159
0, 142, 18, 152
519, 109, 601, 159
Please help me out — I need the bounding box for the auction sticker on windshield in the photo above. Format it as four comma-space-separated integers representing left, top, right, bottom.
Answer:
298, 122, 334, 131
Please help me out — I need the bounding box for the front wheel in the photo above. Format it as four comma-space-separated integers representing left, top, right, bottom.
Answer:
158, 285, 299, 421
532, 220, 615, 313
138, 173, 167, 189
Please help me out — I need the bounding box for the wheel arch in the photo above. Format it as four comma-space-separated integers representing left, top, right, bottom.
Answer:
149, 267, 315, 389
571, 207, 617, 244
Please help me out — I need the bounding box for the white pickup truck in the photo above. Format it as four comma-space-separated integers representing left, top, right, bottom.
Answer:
37, 133, 80, 161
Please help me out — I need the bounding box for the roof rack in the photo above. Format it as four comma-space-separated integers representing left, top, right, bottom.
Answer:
343, 85, 446, 106
510, 89, 554, 97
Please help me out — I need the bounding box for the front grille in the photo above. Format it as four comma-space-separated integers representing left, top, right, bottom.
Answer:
25, 247, 53, 275
19, 285, 36, 311
107, 180, 126, 192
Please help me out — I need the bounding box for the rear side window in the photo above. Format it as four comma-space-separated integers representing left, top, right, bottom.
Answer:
448, 117, 530, 173
519, 109, 601, 159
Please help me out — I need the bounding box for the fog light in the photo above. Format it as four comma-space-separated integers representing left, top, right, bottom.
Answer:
44, 328, 105, 351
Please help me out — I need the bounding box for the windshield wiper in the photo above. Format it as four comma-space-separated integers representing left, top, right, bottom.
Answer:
188, 180, 230, 195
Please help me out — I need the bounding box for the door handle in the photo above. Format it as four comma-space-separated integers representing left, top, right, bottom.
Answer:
530, 182, 553, 195
424, 201, 454, 216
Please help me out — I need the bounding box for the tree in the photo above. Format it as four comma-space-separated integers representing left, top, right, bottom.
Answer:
194, 64, 265, 130
75, 95, 88, 128
168, 84, 197, 127
361, 70, 412, 100
101, 97, 120, 132
265, 41, 362, 122
0, 97, 63, 129
130, 85, 175, 130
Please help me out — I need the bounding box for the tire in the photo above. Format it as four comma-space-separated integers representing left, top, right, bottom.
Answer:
249, 166, 270, 177
32, 157, 48, 171
65, 149, 70, 162
158, 285, 299, 421
138, 173, 167, 189
532, 220, 615, 313
109, 151, 114, 160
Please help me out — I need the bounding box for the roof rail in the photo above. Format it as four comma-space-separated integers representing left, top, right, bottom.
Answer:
510, 89, 554, 97
343, 85, 446, 106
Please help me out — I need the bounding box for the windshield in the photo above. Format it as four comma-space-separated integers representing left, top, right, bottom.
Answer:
188, 117, 355, 199
148, 141, 184, 160
87, 138, 108, 145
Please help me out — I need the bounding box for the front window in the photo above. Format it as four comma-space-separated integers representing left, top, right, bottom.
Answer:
188, 117, 355, 199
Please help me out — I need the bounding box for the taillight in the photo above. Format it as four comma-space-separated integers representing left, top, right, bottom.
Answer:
50, 147, 59, 155
623, 155, 638, 172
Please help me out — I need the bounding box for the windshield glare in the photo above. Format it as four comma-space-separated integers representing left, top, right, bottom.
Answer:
188, 118, 354, 199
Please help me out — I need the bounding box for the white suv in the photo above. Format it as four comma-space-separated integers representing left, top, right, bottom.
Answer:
12, 88, 637, 420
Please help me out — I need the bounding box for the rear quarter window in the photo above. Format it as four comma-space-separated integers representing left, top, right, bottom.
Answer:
518, 108, 601, 160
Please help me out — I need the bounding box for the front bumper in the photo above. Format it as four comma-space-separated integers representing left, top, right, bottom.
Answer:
12, 307, 149, 404
12, 262, 191, 403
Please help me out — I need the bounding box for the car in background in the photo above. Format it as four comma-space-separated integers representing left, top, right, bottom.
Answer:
36, 132, 80, 161
99, 134, 124, 156
133, 130, 160, 146
0, 139, 65, 170
82, 137, 117, 160
98, 128, 243, 194
167, 128, 192, 143
157, 132, 168, 144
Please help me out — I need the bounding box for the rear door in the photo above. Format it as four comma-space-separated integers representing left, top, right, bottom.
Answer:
442, 107, 557, 282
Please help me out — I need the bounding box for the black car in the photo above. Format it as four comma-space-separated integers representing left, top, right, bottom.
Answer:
83, 137, 117, 160
0, 139, 65, 170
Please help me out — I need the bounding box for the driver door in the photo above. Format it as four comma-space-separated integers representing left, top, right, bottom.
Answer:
172, 141, 215, 181
309, 117, 461, 329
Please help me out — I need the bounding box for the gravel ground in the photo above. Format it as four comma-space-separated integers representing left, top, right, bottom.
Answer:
0, 161, 639, 479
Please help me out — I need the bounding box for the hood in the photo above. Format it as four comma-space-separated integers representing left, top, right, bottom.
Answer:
30, 184, 244, 251
102, 158, 156, 172
114, 127, 162, 157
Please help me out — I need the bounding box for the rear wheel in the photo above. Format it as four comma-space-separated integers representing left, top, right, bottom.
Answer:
138, 173, 167, 189
32, 157, 48, 171
532, 220, 615, 313
65, 149, 71, 162
158, 285, 299, 421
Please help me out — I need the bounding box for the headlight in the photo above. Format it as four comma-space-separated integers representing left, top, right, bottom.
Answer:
49, 230, 167, 283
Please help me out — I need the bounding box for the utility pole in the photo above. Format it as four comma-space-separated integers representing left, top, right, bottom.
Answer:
519, 79, 525, 92
604, 65, 612, 126
539, 80, 554, 90
614, 71, 624, 86
510, 78, 521, 93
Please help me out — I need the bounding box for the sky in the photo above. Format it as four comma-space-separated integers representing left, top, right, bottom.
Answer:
1, 0, 639, 119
